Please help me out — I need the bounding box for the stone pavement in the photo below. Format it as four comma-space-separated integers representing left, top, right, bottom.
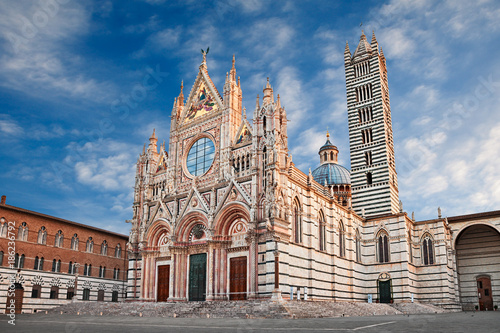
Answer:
46, 299, 449, 319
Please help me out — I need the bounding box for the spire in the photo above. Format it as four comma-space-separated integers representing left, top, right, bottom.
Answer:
256, 94, 260, 110
344, 41, 350, 55
263, 77, 273, 104
230, 54, 236, 82
243, 107, 247, 119
352, 30, 372, 60
371, 30, 377, 44
178, 80, 184, 107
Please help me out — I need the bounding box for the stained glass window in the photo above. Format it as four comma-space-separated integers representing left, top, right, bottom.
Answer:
186, 137, 215, 176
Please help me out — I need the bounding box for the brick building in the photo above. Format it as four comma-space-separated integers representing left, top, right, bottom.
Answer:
0, 196, 128, 313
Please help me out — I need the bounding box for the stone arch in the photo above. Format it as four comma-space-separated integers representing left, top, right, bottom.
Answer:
214, 202, 250, 236
175, 211, 209, 242
452, 222, 500, 250
146, 219, 172, 247
455, 223, 500, 310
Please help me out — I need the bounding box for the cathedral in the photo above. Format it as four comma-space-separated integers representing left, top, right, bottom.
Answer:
126, 32, 500, 310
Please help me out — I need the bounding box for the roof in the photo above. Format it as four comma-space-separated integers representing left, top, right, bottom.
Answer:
312, 163, 351, 185
319, 138, 338, 153
352, 31, 372, 60
0, 203, 129, 239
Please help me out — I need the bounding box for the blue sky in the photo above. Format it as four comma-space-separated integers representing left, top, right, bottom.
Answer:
1, 0, 499, 235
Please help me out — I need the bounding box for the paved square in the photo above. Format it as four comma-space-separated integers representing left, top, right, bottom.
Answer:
1, 312, 499, 333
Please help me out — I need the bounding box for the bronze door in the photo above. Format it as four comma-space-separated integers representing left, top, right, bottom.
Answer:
477, 276, 493, 311
379, 280, 391, 303
230, 256, 247, 300
157, 265, 170, 302
189, 253, 207, 301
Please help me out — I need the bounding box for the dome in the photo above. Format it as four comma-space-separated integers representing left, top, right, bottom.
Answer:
312, 163, 351, 185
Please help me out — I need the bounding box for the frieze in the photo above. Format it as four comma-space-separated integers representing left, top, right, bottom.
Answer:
227, 245, 249, 253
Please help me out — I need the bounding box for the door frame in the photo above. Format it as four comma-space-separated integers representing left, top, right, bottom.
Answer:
476, 275, 493, 311
377, 279, 392, 303
229, 256, 248, 300
188, 253, 207, 301
227, 252, 249, 300
155, 259, 172, 302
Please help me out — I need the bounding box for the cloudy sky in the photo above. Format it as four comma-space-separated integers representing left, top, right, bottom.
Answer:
1, 0, 499, 235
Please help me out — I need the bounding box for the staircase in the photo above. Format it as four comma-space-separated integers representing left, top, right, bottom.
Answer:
47, 299, 458, 319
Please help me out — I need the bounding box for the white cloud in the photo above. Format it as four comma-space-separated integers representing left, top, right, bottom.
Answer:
0, 115, 23, 136
75, 153, 135, 191
0, 1, 116, 102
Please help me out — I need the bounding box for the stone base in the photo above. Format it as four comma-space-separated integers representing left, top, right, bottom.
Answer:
271, 289, 282, 301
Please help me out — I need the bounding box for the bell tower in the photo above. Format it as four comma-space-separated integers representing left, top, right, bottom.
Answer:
344, 31, 399, 217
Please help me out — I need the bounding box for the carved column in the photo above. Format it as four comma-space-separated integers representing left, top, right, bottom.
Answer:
246, 230, 258, 299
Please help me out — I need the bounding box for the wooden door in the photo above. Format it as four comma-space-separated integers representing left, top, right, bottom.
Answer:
6, 283, 24, 314
230, 256, 247, 300
379, 280, 391, 303
157, 265, 170, 302
477, 276, 493, 311
189, 253, 207, 301
97, 289, 104, 301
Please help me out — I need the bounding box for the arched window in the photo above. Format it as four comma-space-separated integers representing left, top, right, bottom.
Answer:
115, 244, 121, 258
113, 268, 120, 280
34, 256, 44, 270
355, 229, 361, 263
14, 253, 25, 268
101, 240, 108, 255
86, 237, 94, 253
422, 235, 434, 265
99, 266, 106, 278
68, 261, 74, 274
0, 221, 7, 237
83, 263, 92, 276
54, 230, 63, 247
71, 234, 78, 250
319, 211, 326, 251
339, 221, 345, 258
293, 199, 302, 243
52, 259, 57, 272
50, 286, 59, 299
31, 284, 41, 298
0, 250, 3, 266
378, 231, 390, 263
366, 172, 373, 185
18, 222, 28, 241
38, 226, 47, 244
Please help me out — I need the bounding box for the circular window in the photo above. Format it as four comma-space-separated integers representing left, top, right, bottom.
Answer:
186, 137, 215, 176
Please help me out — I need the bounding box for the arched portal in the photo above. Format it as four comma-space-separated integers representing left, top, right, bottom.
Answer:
455, 224, 500, 310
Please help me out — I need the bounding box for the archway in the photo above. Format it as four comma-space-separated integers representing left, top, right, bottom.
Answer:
455, 224, 500, 310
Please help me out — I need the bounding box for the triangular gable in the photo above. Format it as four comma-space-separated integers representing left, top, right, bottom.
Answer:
149, 201, 172, 223
181, 69, 223, 125
178, 187, 210, 217
233, 119, 253, 146
214, 179, 252, 216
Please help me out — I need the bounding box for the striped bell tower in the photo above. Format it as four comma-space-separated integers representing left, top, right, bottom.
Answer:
344, 31, 399, 217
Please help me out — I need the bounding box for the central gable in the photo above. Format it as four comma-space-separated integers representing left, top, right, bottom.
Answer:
182, 70, 223, 125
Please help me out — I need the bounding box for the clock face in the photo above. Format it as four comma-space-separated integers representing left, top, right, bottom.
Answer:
186, 137, 215, 176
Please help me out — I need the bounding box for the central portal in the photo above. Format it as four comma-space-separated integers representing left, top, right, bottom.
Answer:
189, 253, 207, 301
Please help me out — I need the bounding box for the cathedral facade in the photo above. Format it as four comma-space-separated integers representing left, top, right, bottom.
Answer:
126, 32, 500, 310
